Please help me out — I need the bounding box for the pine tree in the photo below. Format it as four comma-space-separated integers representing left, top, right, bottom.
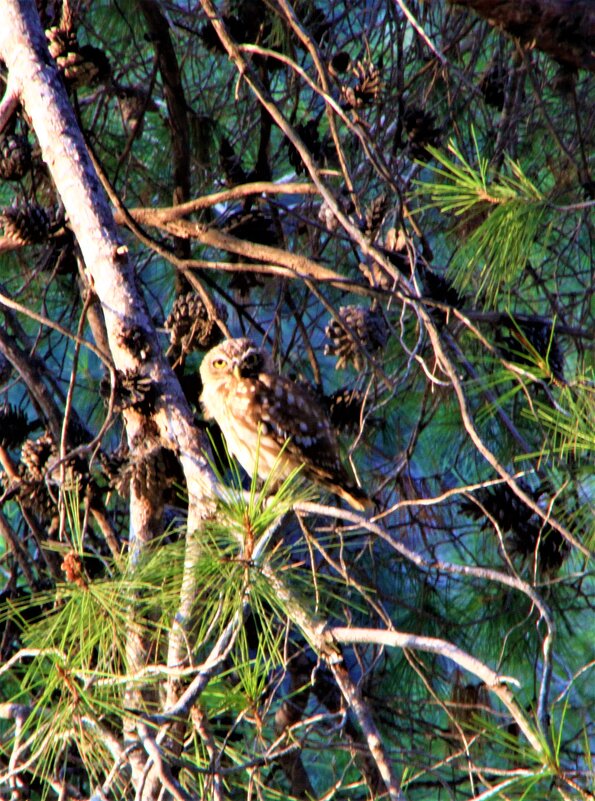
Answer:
0, 1, 592, 799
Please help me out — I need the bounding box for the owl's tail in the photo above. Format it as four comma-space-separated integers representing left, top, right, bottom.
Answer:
335, 482, 375, 513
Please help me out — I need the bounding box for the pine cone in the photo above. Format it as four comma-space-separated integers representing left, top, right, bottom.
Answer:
298, 1, 330, 44
199, 0, 269, 53
61, 551, 88, 588
224, 211, 279, 295
46, 26, 77, 61
99, 449, 131, 497
0, 134, 32, 181
460, 483, 569, 572
507, 523, 569, 574
68, 45, 111, 88
461, 483, 534, 533
421, 267, 463, 308
498, 320, 565, 383
2, 202, 50, 245
480, 65, 506, 110
449, 675, 490, 732
219, 137, 247, 185
325, 305, 389, 369
342, 60, 382, 109
0, 406, 38, 450
165, 292, 228, 353
115, 86, 157, 135
402, 107, 441, 159
21, 432, 56, 482
358, 260, 398, 291
364, 194, 388, 240
224, 210, 278, 246
329, 51, 351, 75
102, 370, 157, 414
16, 475, 56, 521
287, 119, 323, 174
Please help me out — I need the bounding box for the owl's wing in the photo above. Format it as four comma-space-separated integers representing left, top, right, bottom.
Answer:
251, 374, 349, 481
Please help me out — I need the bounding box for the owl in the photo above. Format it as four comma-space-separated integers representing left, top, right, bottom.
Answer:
199, 338, 372, 511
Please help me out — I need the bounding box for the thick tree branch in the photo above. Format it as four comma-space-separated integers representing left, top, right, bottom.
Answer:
450, 0, 595, 72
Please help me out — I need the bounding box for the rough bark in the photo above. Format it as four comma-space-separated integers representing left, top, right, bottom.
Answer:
0, 2, 217, 796
0, 0, 214, 503
450, 0, 595, 72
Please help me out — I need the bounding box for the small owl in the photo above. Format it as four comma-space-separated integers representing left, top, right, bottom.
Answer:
199, 338, 372, 511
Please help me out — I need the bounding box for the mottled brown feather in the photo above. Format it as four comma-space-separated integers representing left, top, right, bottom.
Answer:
200, 338, 372, 511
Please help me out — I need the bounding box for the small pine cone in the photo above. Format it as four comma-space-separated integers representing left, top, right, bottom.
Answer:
325, 305, 389, 370
507, 523, 569, 574
75, 45, 111, 86
61, 551, 88, 588
17, 475, 56, 521
450, 675, 491, 732
0, 406, 37, 450
287, 118, 322, 174
219, 137, 247, 185
59, 49, 85, 81
358, 260, 397, 291
324, 387, 364, 431
342, 60, 382, 109
46, 26, 78, 61
99, 450, 131, 497
402, 107, 441, 159
47, 27, 107, 89
421, 267, 463, 308
0, 134, 32, 181
479, 65, 506, 110
459, 482, 567, 572
461, 483, 534, 534
318, 192, 353, 233
498, 321, 565, 383
224, 210, 278, 295
108, 370, 157, 414
64, 44, 111, 87
523, 321, 565, 383
21, 432, 56, 482
302, 3, 330, 44
2, 202, 50, 245
165, 292, 227, 353
228, 270, 265, 296
329, 51, 351, 75
318, 198, 339, 232
364, 194, 388, 240
116, 87, 150, 135
118, 325, 152, 361
224, 210, 279, 247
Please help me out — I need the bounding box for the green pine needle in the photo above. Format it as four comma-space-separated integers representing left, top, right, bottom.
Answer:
414, 131, 548, 305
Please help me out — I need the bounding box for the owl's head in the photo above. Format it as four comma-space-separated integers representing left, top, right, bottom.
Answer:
200, 338, 274, 384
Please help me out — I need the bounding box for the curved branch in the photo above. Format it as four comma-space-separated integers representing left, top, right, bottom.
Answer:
329, 626, 544, 755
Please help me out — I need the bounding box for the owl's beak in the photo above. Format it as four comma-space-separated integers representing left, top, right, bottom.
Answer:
232, 361, 242, 379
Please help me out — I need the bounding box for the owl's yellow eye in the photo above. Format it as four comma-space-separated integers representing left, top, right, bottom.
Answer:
212, 358, 227, 369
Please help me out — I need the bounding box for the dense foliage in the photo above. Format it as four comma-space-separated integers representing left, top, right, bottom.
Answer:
0, 1, 592, 799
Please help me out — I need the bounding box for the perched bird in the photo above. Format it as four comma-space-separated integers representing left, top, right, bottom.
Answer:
199, 338, 372, 511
